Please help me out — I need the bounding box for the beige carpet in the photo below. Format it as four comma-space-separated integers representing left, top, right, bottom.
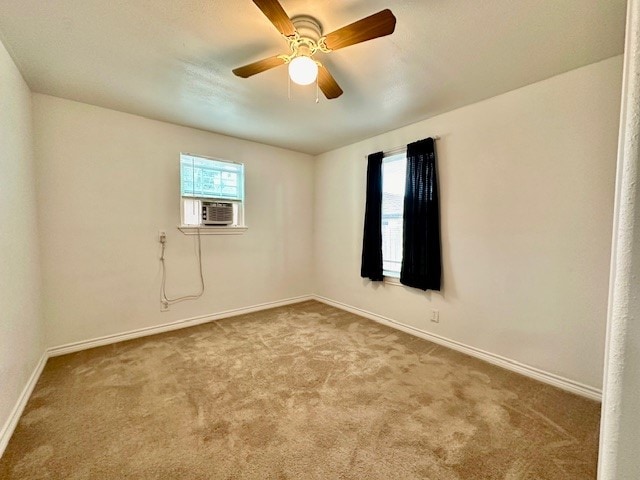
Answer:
0, 300, 600, 479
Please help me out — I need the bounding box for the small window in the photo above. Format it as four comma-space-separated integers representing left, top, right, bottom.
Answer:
180, 154, 245, 227
381, 152, 407, 277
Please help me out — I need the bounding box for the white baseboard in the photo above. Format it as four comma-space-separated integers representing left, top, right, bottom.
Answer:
0, 352, 48, 458
48, 295, 314, 357
312, 295, 602, 401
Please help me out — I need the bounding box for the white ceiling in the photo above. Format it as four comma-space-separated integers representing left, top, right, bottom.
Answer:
0, 0, 627, 155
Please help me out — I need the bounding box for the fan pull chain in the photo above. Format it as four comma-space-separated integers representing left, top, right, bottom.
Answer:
316, 76, 319, 104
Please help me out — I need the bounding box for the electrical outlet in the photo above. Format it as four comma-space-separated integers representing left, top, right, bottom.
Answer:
160, 301, 169, 312
430, 309, 440, 323
159, 230, 167, 244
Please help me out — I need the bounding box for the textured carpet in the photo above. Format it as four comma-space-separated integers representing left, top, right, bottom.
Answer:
0, 300, 600, 479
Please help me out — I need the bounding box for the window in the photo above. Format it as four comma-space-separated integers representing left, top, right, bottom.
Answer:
362, 139, 441, 290
180, 153, 245, 228
381, 152, 407, 277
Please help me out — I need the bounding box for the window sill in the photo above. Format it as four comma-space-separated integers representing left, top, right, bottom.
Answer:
177, 225, 248, 235
383, 275, 402, 286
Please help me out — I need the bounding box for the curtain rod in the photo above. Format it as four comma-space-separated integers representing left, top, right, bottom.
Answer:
382, 136, 440, 157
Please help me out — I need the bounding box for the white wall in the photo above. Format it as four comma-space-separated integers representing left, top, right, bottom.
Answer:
314, 56, 623, 390
599, 2, 640, 476
0, 40, 45, 439
33, 95, 314, 348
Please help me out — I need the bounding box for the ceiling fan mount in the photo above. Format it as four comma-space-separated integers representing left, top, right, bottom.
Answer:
233, 0, 397, 99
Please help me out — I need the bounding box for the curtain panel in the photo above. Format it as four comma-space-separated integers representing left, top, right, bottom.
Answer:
400, 138, 442, 291
360, 151, 384, 281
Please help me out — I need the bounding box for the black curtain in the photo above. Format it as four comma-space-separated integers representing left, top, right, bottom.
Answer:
361, 151, 384, 281
400, 138, 441, 291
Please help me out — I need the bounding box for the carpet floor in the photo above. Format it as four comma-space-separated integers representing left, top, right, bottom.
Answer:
0, 300, 600, 479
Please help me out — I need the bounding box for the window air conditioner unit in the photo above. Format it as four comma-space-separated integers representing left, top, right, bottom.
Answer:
202, 201, 233, 226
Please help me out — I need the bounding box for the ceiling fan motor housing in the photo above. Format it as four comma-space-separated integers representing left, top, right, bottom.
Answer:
291, 15, 323, 42
283, 15, 328, 62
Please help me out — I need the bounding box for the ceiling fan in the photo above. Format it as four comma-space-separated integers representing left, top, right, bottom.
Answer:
233, 0, 397, 100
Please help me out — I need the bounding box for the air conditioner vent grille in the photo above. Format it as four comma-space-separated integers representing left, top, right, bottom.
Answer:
202, 202, 233, 225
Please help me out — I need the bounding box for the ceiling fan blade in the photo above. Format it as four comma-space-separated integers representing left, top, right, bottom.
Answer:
232, 55, 285, 78
253, 0, 296, 37
318, 65, 343, 99
323, 9, 396, 51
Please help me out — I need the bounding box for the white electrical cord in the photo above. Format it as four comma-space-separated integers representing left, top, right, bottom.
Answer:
160, 228, 205, 306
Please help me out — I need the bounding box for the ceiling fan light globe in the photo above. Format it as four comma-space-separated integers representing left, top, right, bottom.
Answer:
288, 56, 318, 86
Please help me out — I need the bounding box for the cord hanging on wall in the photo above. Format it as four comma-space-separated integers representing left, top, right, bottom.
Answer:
159, 230, 205, 311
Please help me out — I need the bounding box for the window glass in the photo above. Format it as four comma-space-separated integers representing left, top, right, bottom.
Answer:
382, 153, 406, 277
180, 154, 244, 201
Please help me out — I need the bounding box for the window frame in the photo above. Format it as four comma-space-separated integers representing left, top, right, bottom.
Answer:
178, 153, 247, 235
